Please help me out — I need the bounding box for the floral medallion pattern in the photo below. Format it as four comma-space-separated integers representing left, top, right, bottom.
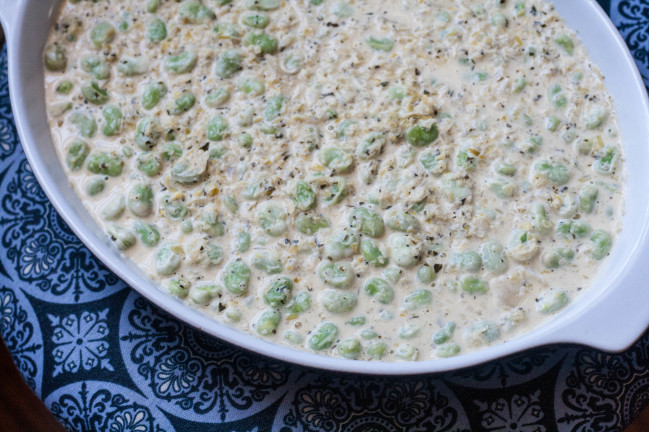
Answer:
1, 1, 649, 431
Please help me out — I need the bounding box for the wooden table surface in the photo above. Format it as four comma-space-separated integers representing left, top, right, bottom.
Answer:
0, 337, 645, 431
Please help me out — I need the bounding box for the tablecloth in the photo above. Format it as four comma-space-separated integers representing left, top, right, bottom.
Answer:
2, 1, 649, 430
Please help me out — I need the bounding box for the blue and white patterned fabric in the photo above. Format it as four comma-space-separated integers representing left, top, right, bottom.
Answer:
1, 1, 649, 430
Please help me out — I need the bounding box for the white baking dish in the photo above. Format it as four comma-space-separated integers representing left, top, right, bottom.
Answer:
1, 0, 648, 374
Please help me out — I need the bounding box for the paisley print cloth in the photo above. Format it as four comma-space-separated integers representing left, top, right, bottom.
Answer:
1, 1, 649, 430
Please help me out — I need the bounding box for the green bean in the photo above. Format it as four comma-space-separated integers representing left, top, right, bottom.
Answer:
450, 251, 482, 272
480, 241, 507, 274
288, 291, 311, 314
56, 80, 73, 94
590, 229, 612, 260
533, 160, 570, 185
579, 184, 598, 214
325, 230, 360, 260
363, 278, 394, 304
574, 137, 594, 155
308, 322, 338, 351
215, 50, 243, 79
416, 264, 436, 284
406, 123, 438, 147
223, 260, 251, 294
205, 88, 231, 107
317, 261, 354, 289
546, 115, 560, 132
256, 310, 281, 336
440, 173, 472, 204
66, 140, 89, 171
360, 238, 388, 267
436, 343, 461, 358
347, 316, 366, 326
86, 152, 124, 177
224, 307, 242, 322
491, 13, 508, 27
419, 150, 445, 175
525, 135, 543, 153
558, 193, 578, 218
293, 181, 316, 211
356, 133, 385, 160
81, 81, 109, 105
456, 148, 479, 171
237, 77, 266, 96
348, 207, 384, 237
147, 18, 167, 43
398, 324, 420, 340
554, 34, 574, 55
171, 157, 207, 184
336, 338, 361, 359
117, 57, 148, 77
68, 111, 97, 138
492, 161, 516, 176
164, 51, 198, 74
167, 91, 196, 115
433, 322, 456, 344
512, 76, 527, 93
90, 22, 116, 49
585, 106, 607, 129
133, 221, 160, 247
101, 105, 123, 137
246, 0, 280, 10
161, 142, 182, 161
155, 242, 184, 275
101, 195, 125, 221
199, 206, 225, 237
51, 103, 73, 119
536, 289, 569, 313
107, 224, 136, 251
366, 341, 387, 359
147, 0, 159, 12
252, 251, 283, 274
331, 1, 353, 17
81, 55, 110, 80
243, 13, 270, 28
549, 84, 567, 109
166, 278, 189, 298
189, 284, 220, 305
180, 221, 193, 233
460, 274, 488, 294
135, 117, 163, 150
318, 147, 354, 173
507, 230, 539, 262
283, 330, 303, 345
206, 244, 224, 265
233, 231, 250, 253
243, 31, 278, 54
264, 276, 293, 308
294, 213, 327, 235
127, 183, 154, 217
402, 288, 432, 311
464, 320, 501, 344
365, 36, 394, 52
214, 22, 242, 38
531, 203, 552, 235
594, 146, 618, 175
322, 177, 348, 205
360, 329, 377, 341
85, 177, 105, 196
488, 178, 518, 199
141, 82, 167, 110
321, 289, 357, 313
541, 247, 574, 269
572, 220, 592, 238
179, 0, 215, 23
264, 95, 285, 121
281, 53, 303, 74
385, 209, 420, 233
256, 202, 287, 236
389, 233, 421, 267
44, 43, 67, 71
161, 194, 187, 220
206, 115, 228, 141
395, 344, 418, 361
383, 266, 402, 284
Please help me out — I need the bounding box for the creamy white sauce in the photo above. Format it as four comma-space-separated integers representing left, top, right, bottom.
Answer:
44, 0, 624, 361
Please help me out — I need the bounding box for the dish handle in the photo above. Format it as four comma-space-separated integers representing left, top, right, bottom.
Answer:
0, 0, 19, 43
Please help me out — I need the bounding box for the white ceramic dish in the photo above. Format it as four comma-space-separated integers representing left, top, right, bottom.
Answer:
1, 0, 649, 375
